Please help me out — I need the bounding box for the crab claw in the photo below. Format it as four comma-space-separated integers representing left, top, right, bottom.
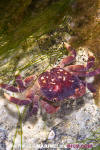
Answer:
4, 93, 32, 105
41, 100, 60, 114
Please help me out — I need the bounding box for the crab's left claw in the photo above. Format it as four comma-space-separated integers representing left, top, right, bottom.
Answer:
40, 100, 60, 114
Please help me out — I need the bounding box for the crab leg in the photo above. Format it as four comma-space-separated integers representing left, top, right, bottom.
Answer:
0, 84, 19, 92
25, 89, 39, 115
69, 71, 89, 77
0, 75, 26, 93
87, 55, 95, 70
86, 83, 96, 93
65, 65, 87, 72
79, 80, 96, 93
16, 74, 36, 92
16, 75, 26, 92
70, 71, 87, 77
64, 52, 95, 72
70, 68, 100, 77
65, 63, 93, 72
59, 42, 76, 67
60, 42, 95, 69
24, 75, 36, 87
0, 75, 36, 93
29, 95, 39, 115
86, 68, 100, 77
4, 93, 32, 105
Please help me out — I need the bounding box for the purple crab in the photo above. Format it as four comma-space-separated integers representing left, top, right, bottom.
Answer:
0, 43, 100, 114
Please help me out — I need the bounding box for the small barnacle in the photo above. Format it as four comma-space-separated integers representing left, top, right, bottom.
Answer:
41, 76, 44, 80
49, 89, 52, 92
59, 68, 63, 72
58, 76, 62, 79
48, 130, 55, 140
63, 76, 66, 81
51, 78, 55, 82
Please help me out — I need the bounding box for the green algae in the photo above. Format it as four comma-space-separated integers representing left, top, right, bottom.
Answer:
0, 0, 73, 82
0, 0, 72, 56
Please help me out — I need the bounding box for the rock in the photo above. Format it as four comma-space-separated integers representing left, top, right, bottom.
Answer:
0, 81, 100, 149
0, 45, 100, 149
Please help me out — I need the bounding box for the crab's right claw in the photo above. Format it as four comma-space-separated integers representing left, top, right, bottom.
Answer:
41, 100, 60, 114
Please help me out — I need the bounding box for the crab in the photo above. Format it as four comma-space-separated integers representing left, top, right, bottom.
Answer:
0, 43, 100, 114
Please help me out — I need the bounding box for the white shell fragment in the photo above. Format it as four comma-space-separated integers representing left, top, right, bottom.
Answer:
48, 130, 55, 140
